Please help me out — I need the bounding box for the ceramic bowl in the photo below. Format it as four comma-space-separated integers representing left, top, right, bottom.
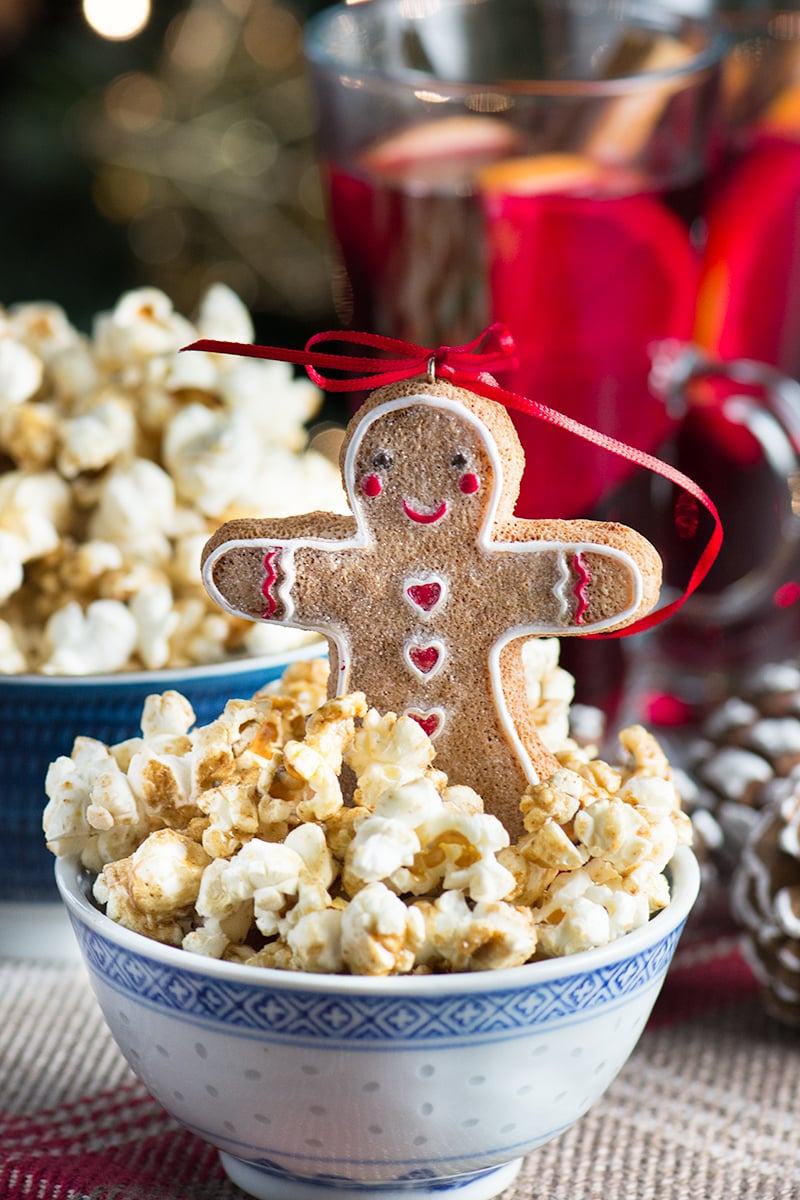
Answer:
1, 645, 323, 903
56, 845, 700, 1200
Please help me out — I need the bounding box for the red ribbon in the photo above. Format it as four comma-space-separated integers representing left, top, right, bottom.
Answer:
183, 324, 722, 637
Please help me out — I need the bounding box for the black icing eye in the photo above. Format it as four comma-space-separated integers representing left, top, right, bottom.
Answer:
373, 450, 394, 470
451, 451, 468, 469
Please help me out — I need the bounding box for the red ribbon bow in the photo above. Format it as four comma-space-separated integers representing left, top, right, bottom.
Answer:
183, 324, 722, 637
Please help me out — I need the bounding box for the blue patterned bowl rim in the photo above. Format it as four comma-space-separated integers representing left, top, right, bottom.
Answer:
55, 845, 699, 999
0, 641, 325, 690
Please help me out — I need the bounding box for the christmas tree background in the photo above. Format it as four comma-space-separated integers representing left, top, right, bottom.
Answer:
0, 0, 335, 346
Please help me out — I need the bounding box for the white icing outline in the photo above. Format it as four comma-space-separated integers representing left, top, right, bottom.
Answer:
203, 391, 650, 787
203, 537, 357, 686
553, 550, 570, 622
403, 637, 447, 681
403, 571, 449, 619
405, 706, 447, 740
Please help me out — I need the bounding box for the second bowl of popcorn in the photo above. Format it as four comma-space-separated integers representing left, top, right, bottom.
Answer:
0, 286, 345, 901
51, 652, 699, 1200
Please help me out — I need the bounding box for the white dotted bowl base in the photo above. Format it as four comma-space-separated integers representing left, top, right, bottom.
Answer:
219, 1152, 524, 1200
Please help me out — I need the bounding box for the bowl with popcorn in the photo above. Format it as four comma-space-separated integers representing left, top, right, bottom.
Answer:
50, 652, 699, 1200
0, 286, 347, 903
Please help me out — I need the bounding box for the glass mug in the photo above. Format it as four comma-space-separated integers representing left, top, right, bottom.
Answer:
304, 0, 726, 521
696, 3, 800, 380
625, 345, 800, 727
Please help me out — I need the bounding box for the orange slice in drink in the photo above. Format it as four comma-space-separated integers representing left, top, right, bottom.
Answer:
695, 139, 800, 375
325, 116, 520, 342
756, 80, 800, 140
477, 153, 699, 516
361, 114, 521, 189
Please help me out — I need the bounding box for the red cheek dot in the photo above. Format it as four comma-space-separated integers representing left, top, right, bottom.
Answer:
362, 474, 382, 497
459, 473, 480, 495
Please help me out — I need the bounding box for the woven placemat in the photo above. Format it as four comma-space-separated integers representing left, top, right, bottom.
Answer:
1, 932, 797, 1200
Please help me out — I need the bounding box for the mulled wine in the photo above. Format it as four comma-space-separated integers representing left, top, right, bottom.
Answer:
327, 138, 707, 521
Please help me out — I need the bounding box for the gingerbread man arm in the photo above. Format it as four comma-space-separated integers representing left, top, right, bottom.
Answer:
492, 516, 662, 634
201, 513, 358, 624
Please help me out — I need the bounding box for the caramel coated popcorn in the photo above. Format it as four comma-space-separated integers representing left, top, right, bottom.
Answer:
44, 647, 690, 975
0, 286, 346, 673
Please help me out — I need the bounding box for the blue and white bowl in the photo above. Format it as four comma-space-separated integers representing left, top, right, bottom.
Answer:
1, 645, 323, 905
56, 845, 700, 1200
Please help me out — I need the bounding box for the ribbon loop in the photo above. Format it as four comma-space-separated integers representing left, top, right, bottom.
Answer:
182, 324, 721, 634
185, 322, 518, 393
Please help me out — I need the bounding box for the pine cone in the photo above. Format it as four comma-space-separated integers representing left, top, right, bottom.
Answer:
732, 775, 800, 1026
684, 662, 800, 873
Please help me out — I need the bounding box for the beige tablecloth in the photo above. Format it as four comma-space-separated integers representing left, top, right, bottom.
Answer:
1, 913, 798, 1200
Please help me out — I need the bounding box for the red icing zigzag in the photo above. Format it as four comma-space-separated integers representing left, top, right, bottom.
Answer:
262, 549, 279, 618
572, 552, 591, 624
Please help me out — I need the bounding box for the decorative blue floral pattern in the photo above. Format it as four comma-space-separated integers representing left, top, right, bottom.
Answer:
73, 918, 684, 1046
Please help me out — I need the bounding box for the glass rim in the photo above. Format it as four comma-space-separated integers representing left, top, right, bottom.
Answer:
304, 0, 729, 98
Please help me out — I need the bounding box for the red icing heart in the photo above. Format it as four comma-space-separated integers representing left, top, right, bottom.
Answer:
408, 643, 441, 675
407, 582, 442, 612
407, 709, 442, 738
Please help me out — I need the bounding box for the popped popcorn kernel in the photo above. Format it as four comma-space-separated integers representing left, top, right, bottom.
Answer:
40, 599, 138, 675
534, 866, 651, 957
0, 618, 25, 672
520, 819, 589, 872
618, 723, 672, 778
119, 828, 210, 914
522, 637, 575, 752
43, 735, 145, 871
574, 796, 666, 874
141, 689, 196, 739
259, 657, 330, 714
346, 709, 436, 809
496, 846, 558, 906
520, 768, 586, 832
415, 890, 537, 972
341, 881, 424, 976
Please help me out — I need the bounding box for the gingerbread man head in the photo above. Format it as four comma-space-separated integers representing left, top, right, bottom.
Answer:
341, 380, 525, 543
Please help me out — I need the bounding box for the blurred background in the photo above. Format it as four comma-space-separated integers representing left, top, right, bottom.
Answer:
0, 0, 337, 345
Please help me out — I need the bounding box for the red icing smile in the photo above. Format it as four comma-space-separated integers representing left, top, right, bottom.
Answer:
402, 499, 448, 524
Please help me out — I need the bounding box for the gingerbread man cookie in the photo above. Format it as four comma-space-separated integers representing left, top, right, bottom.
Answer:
203, 377, 661, 835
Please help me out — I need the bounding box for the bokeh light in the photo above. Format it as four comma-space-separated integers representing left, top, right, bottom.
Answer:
82, 0, 151, 41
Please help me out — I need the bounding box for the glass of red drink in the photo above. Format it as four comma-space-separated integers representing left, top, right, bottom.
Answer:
304, 0, 726, 521
697, 4, 800, 378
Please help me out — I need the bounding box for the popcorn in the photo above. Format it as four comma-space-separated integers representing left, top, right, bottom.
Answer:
521, 638, 575, 752
346, 709, 436, 809
574, 796, 671, 875
93, 287, 196, 367
94, 828, 210, 942
0, 470, 70, 564
44, 651, 689, 975
40, 599, 139, 675
534, 864, 651, 957
130, 581, 181, 670
341, 882, 424, 976
415, 889, 537, 972
0, 285, 347, 673
0, 337, 43, 406
287, 907, 344, 974
43, 735, 145, 871
283, 693, 368, 822
56, 396, 136, 479
88, 459, 176, 564
0, 618, 25, 672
